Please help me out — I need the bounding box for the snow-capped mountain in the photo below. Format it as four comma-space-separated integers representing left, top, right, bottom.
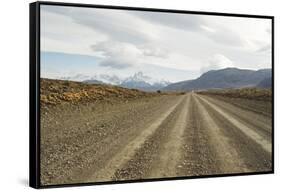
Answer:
61, 74, 91, 81
60, 72, 170, 91
60, 74, 122, 85
98, 74, 122, 85
120, 72, 170, 91
122, 72, 154, 84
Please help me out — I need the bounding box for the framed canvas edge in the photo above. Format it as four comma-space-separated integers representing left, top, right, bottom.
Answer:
30, 1, 41, 189
271, 17, 275, 174
29, 1, 275, 189
37, 0, 274, 19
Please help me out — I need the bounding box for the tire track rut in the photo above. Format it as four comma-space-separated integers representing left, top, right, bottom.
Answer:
196, 94, 271, 153
85, 95, 186, 182
41, 95, 183, 185
179, 94, 250, 176
195, 94, 272, 172
201, 95, 272, 137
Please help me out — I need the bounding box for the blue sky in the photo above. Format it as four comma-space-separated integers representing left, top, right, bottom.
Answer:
40, 5, 272, 83
41, 51, 199, 82
41, 51, 101, 79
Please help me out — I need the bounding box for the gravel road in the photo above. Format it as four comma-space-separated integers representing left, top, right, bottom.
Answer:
41, 93, 272, 185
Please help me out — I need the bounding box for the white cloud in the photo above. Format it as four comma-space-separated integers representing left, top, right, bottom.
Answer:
91, 41, 143, 69
256, 44, 271, 53
41, 5, 272, 80
200, 54, 234, 73
200, 25, 216, 33
140, 44, 169, 58
41, 7, 108, 56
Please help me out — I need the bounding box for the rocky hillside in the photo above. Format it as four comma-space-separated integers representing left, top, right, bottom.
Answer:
163, 68, 272, 91
257, 77, 272, 88
40, 79, 158, 106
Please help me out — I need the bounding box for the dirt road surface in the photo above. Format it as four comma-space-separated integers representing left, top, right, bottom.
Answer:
41, 93, 272, 185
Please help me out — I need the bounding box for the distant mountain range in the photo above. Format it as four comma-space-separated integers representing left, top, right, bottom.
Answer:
61, 74, 123, 85
120, 72, 170, 91
163, 68, 272, 91
61, 72, 170, 91
83, 79, 105, 85
60, 68, 272, 92
257, 77, 272, 88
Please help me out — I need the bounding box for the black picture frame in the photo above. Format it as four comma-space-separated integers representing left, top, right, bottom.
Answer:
30, 1, 274, 189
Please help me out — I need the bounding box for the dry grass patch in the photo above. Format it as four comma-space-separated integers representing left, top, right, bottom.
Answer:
197, 88, 272, 101
40, 78, 161, 106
